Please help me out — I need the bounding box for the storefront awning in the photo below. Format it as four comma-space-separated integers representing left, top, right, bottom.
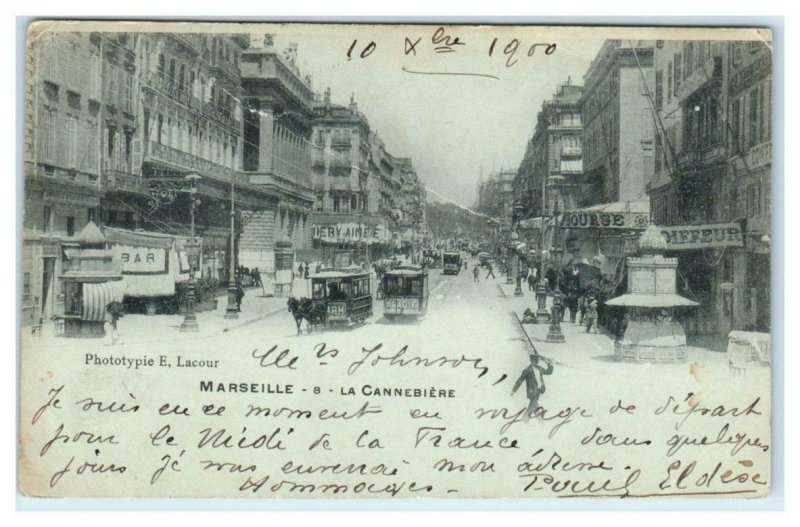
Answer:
82, 280, 127, 322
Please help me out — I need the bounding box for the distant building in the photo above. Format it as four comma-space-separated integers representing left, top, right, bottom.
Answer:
310, 89, 392, 262
477, 170, 515, 221
515, 79, 583, 218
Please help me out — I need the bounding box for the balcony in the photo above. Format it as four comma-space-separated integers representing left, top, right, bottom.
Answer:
103, 169, 145, 194
674, 56, 722, 101
146, 141, 238, 184
748, 141, 771, 170
676, 141, 725, 169
143, 71, 237, 131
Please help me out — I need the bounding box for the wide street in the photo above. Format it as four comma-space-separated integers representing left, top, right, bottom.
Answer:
23, 253, 765, 419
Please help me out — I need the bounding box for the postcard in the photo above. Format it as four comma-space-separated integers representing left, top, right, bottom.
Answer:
19, 21, 773, 499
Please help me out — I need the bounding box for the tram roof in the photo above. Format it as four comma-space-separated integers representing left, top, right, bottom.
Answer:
311, 270, 370, 279
385, 266, 426, 277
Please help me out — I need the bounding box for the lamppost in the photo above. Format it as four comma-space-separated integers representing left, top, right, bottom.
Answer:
511, 200, 524, 296
546, 237, 565, 343
224, 172, 239, 319
180, 174, 201, 332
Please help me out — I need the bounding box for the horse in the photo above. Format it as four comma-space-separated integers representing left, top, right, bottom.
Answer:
287, 297, 326, 334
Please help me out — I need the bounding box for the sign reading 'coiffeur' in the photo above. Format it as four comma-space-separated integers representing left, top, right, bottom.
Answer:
659, 222, 744, 250
561, 211, 651, 229
312, 223, 389, 244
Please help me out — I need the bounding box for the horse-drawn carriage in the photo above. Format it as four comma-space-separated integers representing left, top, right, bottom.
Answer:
382, 265, 429, 320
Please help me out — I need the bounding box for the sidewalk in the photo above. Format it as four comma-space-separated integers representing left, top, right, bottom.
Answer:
26, 277, 314, 346
494, 279, 729, 370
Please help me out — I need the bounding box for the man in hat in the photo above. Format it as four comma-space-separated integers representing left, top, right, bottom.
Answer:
511, 353, 554, 420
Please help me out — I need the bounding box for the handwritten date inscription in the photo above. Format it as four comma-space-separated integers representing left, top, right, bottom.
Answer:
346, 26, 557, 79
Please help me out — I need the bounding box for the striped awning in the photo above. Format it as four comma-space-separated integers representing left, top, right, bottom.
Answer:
82, 280, 127, 322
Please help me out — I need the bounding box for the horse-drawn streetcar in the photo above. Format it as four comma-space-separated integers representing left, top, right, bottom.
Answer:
311, 269, 373, 325
382, 265, 429, 320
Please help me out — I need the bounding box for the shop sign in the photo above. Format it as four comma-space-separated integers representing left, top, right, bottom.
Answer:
116, 245, 169, 274
312, 223, 389, 244
561, 211, 651, 230
659, 223, 744, 250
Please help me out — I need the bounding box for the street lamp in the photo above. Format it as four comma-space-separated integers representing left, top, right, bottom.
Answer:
224, 171, 239, 319
512, 230, 523, 296
546, 240, 565, 343
180, 174, 201, 332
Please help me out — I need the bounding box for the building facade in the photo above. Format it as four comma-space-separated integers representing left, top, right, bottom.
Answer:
515, 79, 584, 219
581, 40, 656, 206
650, 39, 771, 335
22, 29, 341, 325
239, 35, 316, 269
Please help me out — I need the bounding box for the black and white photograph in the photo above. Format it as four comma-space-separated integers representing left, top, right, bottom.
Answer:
17, 21, 775, 500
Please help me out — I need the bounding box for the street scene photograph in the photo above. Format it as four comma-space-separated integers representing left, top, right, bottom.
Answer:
18, 22, 774, 500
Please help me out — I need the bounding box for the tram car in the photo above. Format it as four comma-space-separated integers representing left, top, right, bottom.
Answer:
382, 265, 429, 320
442, 251, 462, 275
310, 268, 373, 325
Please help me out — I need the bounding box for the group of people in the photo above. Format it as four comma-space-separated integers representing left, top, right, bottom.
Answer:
235, 265, 262, 289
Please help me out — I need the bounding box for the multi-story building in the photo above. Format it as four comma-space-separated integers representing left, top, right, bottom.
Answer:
515, 79, 583, 218
238, 34, 316, 268
476, 170, 515, 222
722, 40, 772, 333
581, 40, 656, 205
21, 31, 111, 324
22, 29, 331, 325
650, 39, 771, 336
309, 90, 390, 262
649, 39, 728, 335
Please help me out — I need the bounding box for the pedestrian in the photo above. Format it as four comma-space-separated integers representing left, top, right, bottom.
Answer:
297, 263, 304, 279
485, 262, 496, 280
472, 265, 480, 283
104, 303, 123, 346
585, 296, 598, 333
304, 262, 310, 279
565, 289, 579, 323
315, 263, 322, 274
511, 353, 554, 421
252, 267, 263, 288
236, 281, 245, 312
527, 272, 536, 292
579, 294, 587, 325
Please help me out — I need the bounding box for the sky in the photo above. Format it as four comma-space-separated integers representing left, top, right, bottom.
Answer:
259, 24, 607, 209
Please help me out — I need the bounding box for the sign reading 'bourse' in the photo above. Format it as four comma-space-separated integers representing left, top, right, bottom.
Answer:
561, 211, 651, 229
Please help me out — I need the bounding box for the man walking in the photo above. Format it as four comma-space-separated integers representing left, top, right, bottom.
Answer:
511, 353, 554, 420
472, 264, 480, 283
485, 261, 496, 280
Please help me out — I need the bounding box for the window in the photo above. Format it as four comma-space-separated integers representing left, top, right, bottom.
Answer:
685, 42, 694, 78
66, 216, 75, 237
730, 99, 741, 152
655, 70, 663, 110
43, 205, 52, 233
667, 61, 673, 101
333, 196, 340, 212
124, 130, 133, 167
22, 272, 31, 306
41, 108, 55, 162
749, 88, 760, 148
351, 194, 358, 210
66, 116, 78, 167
